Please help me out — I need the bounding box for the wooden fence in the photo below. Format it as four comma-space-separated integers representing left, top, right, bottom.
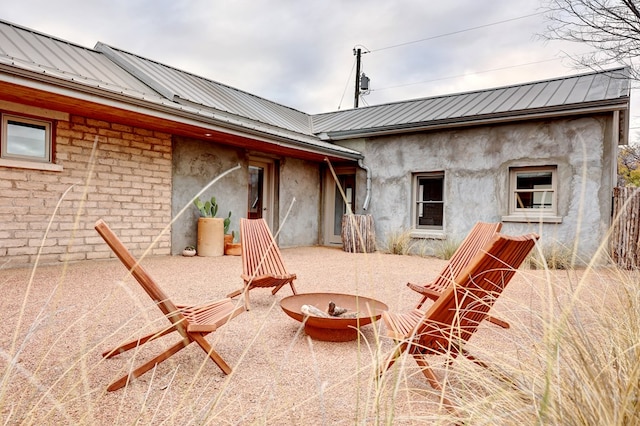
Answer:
611, 186, 640, 269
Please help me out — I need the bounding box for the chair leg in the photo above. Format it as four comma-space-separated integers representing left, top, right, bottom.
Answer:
106, 338, 190, 391
414, 296, 428, 310
413, 354, 454, 409
462, 349, 516, 389
102, 327, 176, 358
271, 283, 286, 295
378, 341, 408, 378
461, 350, 489, 369
190, 332, 233, 375
485, 315, 510, 329
270, 279, 297, 296
229, 284, 251, 310
226, 288, 243, 298
243, 287, 251, 311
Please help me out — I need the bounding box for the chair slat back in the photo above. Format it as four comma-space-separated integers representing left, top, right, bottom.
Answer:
418, 233, 538, 350
95, 220, 185, 325
432, 222, 502, 291
240, 218, 288, 278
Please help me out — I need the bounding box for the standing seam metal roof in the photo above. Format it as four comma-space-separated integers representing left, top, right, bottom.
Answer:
311, 68, 630, 135
94, 43, 313, 136
0, 19, 630, 147
0, 19, 362, 158
0, 21, 165, 99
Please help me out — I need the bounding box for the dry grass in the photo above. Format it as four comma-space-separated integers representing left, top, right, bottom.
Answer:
1, 237, 638, 424
379, 228, 414, 255
2, 159, 639, 424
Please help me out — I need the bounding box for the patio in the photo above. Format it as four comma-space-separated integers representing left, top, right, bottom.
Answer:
0, 245, 617, 424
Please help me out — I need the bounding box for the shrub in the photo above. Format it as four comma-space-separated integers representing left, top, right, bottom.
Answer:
433, 238, 460, 260
380, 228, 414, 255
528, 243, 574, 270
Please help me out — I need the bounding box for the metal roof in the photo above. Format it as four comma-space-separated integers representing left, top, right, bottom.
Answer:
0, 19, 360, 160
0, 20, 164, 101
0, 19, 631, 151
94, 42, 314, 136
312, 68, 630, 139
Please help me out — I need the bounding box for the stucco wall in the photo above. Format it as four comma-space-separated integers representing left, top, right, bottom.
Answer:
171, 137, 246, 254
171, 137, 323, 253
340, 115, 615, 263
278, 157, 321, 247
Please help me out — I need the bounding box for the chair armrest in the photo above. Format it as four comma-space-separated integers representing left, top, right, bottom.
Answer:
406, 282, 441, 300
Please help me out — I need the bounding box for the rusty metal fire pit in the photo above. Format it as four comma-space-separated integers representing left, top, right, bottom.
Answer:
280, 292, 389, 342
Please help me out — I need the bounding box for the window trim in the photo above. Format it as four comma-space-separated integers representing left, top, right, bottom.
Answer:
412, 171, 445, 236
1, 113, 53, 163
503, 165, 563, 224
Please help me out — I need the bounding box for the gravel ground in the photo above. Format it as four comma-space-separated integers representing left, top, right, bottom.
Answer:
0, 246, 615, 424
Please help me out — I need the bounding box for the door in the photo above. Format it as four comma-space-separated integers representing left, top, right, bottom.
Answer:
324, 170, 356, 245
248, 159, 274, 229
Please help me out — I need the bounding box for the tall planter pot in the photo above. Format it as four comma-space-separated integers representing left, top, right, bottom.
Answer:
197, 217, 224, 257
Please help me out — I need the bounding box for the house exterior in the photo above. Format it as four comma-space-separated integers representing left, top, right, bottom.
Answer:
315, 72, 629, 262
0, 19, 630, 268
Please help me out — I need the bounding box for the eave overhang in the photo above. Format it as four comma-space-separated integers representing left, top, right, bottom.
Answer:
0, 65, 362, 162
318, 98, 630, 142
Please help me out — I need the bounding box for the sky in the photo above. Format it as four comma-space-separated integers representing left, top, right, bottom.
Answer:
3, 0, 639, 139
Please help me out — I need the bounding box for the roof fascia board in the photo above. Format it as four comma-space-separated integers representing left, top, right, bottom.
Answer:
320, 101, 630, 141
94, 42, 177, 101
0, 69, 362, 161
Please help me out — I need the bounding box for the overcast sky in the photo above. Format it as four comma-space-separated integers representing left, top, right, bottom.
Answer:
4, 0, 638, 136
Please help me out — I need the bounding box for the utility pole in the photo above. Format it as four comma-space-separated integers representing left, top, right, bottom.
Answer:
354, 48, 361, 108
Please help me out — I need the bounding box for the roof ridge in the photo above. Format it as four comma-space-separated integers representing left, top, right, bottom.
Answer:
0, 18, 96, 53
94, 42, 312, 118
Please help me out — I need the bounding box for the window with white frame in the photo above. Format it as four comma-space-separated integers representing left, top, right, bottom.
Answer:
509, 166, 557, 216
1, 113, 52, 163
413, 172, 444, 230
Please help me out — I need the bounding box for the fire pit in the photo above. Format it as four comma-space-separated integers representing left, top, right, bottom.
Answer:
280, 292, 389, 342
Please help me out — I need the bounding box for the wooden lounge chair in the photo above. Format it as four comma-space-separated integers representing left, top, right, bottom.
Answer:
95, 219, 244, 391
407, 222, 510, 329
382, 232, 539, 408
227, 218, 297, 310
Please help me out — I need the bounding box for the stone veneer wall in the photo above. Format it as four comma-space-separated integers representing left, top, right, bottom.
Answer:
0, 114, 172, 268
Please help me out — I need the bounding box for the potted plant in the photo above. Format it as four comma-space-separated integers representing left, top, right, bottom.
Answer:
225, 237, 242, 256
194, 196, 225, 257
182, 245, 196, 257
223, 211, 233, 246
222, 211, 242, 256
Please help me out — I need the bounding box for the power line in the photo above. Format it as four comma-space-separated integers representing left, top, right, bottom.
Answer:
371, 11, 545, 53
345, 11, 551, 99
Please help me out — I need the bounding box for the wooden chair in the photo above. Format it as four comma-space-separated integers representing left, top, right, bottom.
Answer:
407, 222, 510, 329
227, 218, 297, 310
95, 219, 244, 391
382, 232, 539, 408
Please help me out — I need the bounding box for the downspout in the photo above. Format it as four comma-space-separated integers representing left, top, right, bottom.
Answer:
358, 159, 371, 210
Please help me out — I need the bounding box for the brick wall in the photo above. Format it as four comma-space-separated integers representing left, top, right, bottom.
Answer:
0, 114, 172, 268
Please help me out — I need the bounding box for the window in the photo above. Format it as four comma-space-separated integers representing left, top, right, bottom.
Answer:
1, 113, 52, 163
506, 166, 561, 222
413, 172, 444, 231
